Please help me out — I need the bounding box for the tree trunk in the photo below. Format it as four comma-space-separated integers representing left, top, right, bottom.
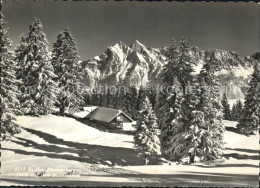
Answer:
60, 105, 65, 115
144, 155, 148, 165
190, 154, 195, 164
189, 151, 195, 164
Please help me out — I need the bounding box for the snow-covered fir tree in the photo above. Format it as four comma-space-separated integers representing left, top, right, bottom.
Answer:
194, 58, 225, 161
137, 86, 147, 111
117, 82, 127, 110
110, 85, 119, 109
97, 92, 103, 106
235, 99, 243, 120
164, 38, 196, 93
15, 18, 57, 115
231, 100, 243, 121
160, 38, 179, 86
165, 72, 224, 162
230, 104, 236, 121
238, 64, 260, 134
164, 60, 225, 162
101, 85, 113, 108
51, 28, 84, 114
83, 92, 91, 106
155, 38, 178, 154
0, 14, 21, 140
156, 38, 196, 128
147, 85, 157, 110
157, 38, 197, 157
153, 38, 179, 120
184, 110, 204, 163
221, 93, 231, 120
98, 86, 107, 107
195, 76, 225, 161
156, 78, 183, 154
91, 88, 100, 106
107, 87, 115, 108
108, 82, 127, 110
123, 85, 139, 119
134, 97, 161, 165
154, 84, 167, 124
159, 91, 182, 155
164, 83, 199, 161
154, 83, 169, 122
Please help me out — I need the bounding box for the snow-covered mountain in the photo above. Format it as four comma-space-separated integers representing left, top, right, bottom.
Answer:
82, 40, 254, 99
82, 40, 166, 87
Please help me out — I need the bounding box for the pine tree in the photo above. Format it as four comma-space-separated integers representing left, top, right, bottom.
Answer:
51, 28, 84, 114
162, 38, 196, 93
231, 100, 243, 121
98, 92, 103, 107
157, 38, 197, 158
196, 77, 225, 161
154, 83, 168, 120
161, 38, 179, 86
91, 88, 99, 106
123, 85, 138, 119
117, 82, 127, 110
164, 84, 199, 161
0, 14, 21, 140
156, 78, 183, 154
99, 86, 107, 107
230, 103, 237, 121
155, 38, 181, 119
137, 86, 147, 111
15, 18, 57, 115
157, 39, 177, 104
159, 92, 182, 154
235, 100, 243, 120
107, 88, 114, 108
194, 61, 225, 161
221, 93, 231, 120
101, 85, 112, 108
147, 85, 157, 110
165, 62, 225, 162
238, 64, 260, 134
134, 97, 161, 165
110, 85, 119, 109
130, 86, 139, 116
84, 92, 91, 106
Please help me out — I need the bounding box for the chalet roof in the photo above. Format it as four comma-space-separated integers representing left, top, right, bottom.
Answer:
85, 107, 133, 123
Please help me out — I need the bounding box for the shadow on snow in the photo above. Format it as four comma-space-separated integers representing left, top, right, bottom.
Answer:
1, 127, 160, 166
0, 171, 258, 187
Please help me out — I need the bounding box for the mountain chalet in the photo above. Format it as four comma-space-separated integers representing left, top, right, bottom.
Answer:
85, 107, 133, 129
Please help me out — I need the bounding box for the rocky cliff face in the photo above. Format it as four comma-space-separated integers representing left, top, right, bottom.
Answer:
82, 40, 166, 87
82, 40, 254, 99
218, 71, 251, 99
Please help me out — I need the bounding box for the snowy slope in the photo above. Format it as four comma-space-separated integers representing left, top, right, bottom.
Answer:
1, 115, 258, 186
11, 115, 134, 148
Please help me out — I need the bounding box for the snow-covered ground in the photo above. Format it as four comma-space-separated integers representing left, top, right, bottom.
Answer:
0, 112, 258, 186
121, 120, 259, 180
73, 106, 98, 118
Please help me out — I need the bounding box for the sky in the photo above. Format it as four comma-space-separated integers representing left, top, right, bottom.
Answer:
2, 1, 259, 60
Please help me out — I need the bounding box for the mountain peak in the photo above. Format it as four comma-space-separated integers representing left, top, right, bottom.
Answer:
118, 40, 125, 45
130, 40, 146, 52
132, 39, 142, 45
109, 41, 129, 52
114, 41, 128, 48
